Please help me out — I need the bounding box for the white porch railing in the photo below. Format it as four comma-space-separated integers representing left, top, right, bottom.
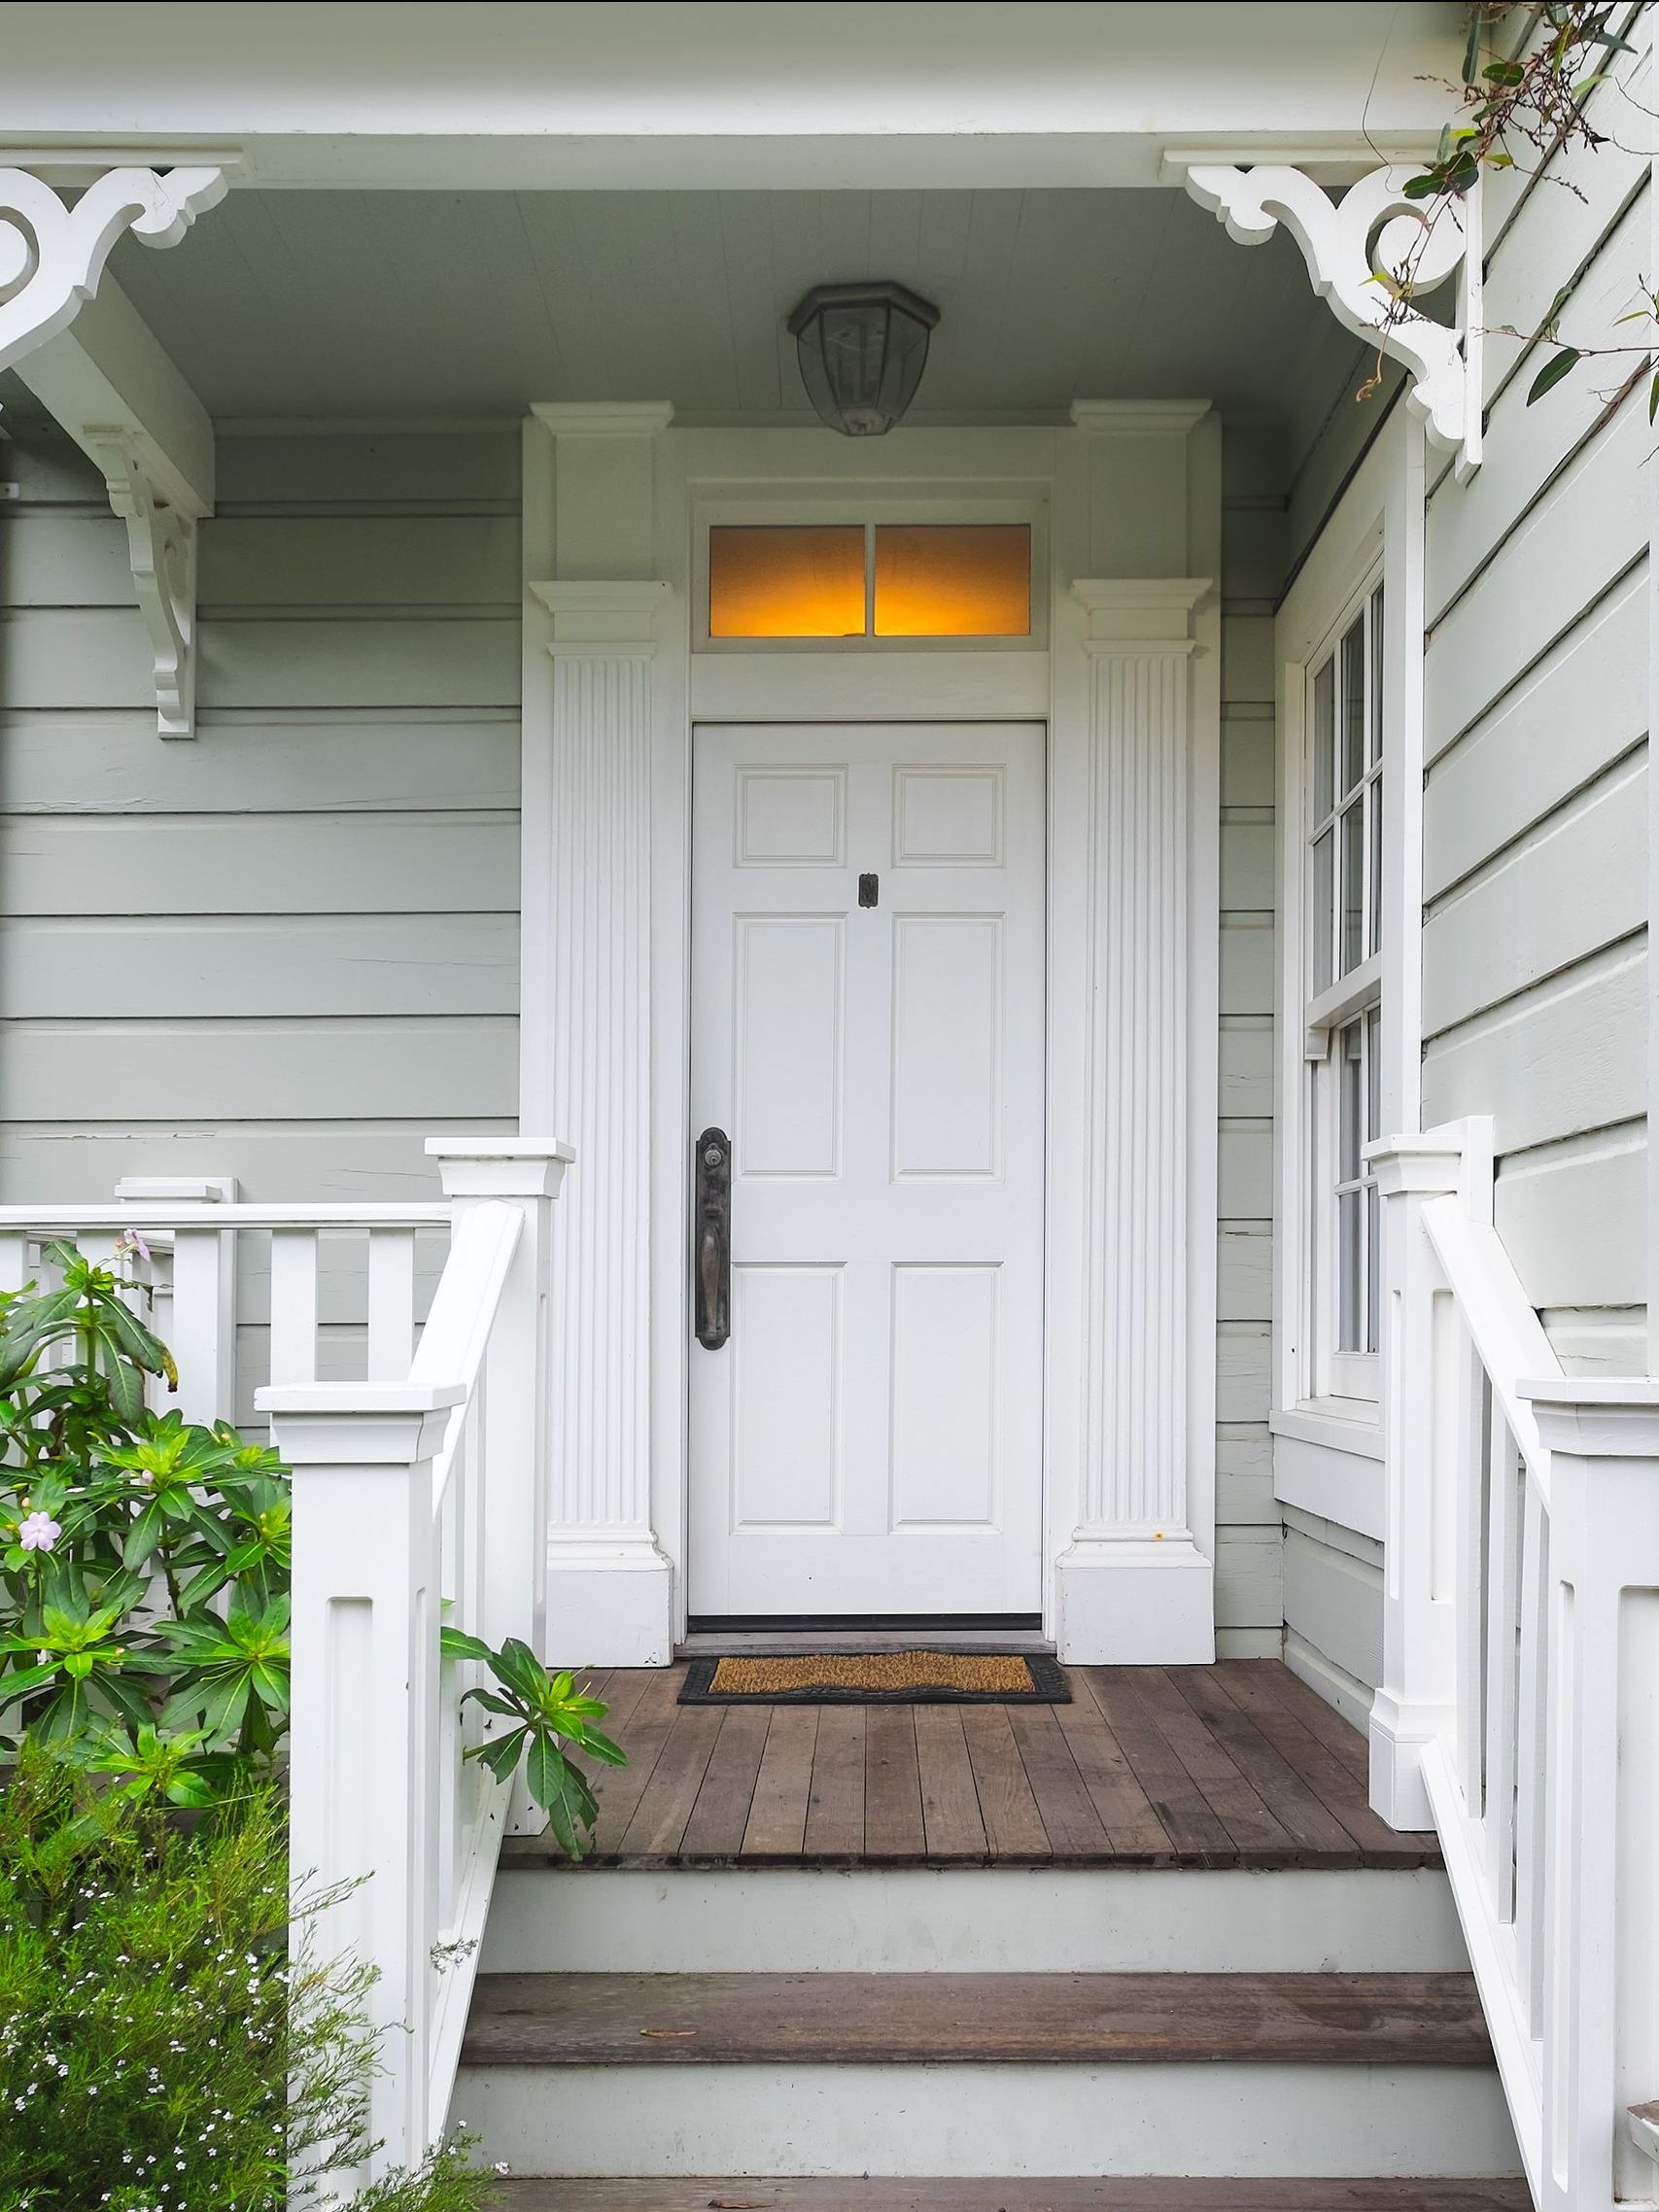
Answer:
0, 1135, 570, 2187
1369, 1120, 1659, 2212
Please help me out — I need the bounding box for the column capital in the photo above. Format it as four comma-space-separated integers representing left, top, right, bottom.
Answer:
529, 578, 672, 654
1071, 576, 1211, 649
530, 401, 674, 439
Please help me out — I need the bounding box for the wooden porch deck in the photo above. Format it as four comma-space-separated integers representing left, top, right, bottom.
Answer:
506, 1659, 1439, 1871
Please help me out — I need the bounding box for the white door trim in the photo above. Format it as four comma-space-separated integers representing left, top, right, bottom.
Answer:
520, 409, 1222, 1665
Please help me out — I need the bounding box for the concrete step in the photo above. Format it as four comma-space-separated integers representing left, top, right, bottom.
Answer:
489, 2183, 1535, 2212
454, 1970, 1523, 2179
481, 1863, 1471, 1976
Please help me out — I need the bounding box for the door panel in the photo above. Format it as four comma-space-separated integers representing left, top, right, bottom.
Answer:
690, 721, 1045, 1618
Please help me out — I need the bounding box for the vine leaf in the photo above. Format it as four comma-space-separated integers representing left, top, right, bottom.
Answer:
1527, 346, 1582, 403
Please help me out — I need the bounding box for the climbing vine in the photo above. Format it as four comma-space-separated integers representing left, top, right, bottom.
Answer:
1367, 1, 1654, 414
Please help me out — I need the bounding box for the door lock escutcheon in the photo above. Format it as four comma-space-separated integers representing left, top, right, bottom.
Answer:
858, 872, 879, 908
694, 1126, 731, 1349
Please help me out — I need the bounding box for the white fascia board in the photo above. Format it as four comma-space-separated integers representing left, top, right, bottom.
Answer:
0, 3, 1466, 190
16, 274, 213, 518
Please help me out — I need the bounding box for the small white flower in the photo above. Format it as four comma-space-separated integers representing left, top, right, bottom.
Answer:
17, 1511, 60, 1553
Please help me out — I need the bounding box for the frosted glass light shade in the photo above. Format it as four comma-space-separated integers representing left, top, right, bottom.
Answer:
787, 281, 940, 437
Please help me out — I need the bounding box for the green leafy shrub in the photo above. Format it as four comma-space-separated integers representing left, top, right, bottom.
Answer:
0, 1243, 620, 1857
0, 1747, 499, 2210
0, 1244, 290, 1787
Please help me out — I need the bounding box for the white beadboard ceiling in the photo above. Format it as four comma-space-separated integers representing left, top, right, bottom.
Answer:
77, 186, 1339, 426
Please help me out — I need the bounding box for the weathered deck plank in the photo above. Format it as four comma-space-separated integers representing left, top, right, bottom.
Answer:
503, 1659, 1441, 1872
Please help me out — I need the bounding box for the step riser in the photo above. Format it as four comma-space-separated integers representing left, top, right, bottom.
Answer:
482, 1867, 1470, 1976
458, 2061, 1522, 2179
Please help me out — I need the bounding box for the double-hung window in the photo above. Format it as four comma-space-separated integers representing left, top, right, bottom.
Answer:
1302, 577, 1385, 1405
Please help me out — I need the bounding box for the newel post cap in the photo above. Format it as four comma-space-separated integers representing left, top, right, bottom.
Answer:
1519, 1378, 1659, 1460
255, 1381, 462, 1465
426, 1136, 575, 1200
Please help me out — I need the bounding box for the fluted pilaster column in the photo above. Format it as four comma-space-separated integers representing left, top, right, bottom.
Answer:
525, 570, 674, 1664
1055, 577, 1215, 1662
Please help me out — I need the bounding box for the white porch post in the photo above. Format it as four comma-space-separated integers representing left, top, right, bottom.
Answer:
425, 1139, 571, 1665
1054, 573, 1216, 1663
266, 1382, 461, 2184
1367, 1126, 1481, 1827
1520, 1380, 1659, 2212
521, 403, 675, 1666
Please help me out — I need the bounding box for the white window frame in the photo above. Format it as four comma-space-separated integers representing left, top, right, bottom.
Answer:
1271, 411, 1425, 1515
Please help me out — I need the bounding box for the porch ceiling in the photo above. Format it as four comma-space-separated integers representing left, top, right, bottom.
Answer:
32, 185, 1338, 428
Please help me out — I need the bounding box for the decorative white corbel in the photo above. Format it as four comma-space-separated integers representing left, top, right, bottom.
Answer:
0, 166, 226, 376
1183, 164, 1481, 476
0, 166, 225, 737
88, 434, 200, 739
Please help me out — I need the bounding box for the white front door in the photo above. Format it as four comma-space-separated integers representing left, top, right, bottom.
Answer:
689, 720, 1046, 1619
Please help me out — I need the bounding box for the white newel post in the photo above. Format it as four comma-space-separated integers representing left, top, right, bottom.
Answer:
425, 1137, 570, 1669
1054, 575, 1216, 1663
1520, 1380, 1659, 2212
263, 1382, 462, 2183
522, 401, 675, 1666
1367, 1127, 1482, 1828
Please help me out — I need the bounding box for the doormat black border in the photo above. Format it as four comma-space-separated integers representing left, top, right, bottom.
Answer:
677, 1651, 1071, 1706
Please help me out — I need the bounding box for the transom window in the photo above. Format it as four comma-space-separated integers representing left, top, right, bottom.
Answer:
708, 522, 1031, 640
1305, 577, 1385, 1398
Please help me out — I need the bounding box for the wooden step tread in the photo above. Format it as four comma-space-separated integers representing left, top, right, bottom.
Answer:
462, 1970, 1494, 2068
490, 2180, 1533, 2211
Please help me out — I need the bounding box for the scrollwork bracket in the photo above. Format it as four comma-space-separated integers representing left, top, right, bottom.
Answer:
1183, 163, 1481, 476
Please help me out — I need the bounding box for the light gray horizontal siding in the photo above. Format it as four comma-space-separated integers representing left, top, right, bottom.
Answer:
0, 427, 522, 1201
1216, 441, 1286, 1652
1420, 119, 1651, 1341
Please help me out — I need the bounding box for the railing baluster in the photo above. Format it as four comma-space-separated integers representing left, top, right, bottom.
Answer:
0, 1231, 29, 1294
170, 1226, 238, 1426
366, 1228, 417, 1381
1482, 1420, 1523, 1925
1455, 1344, 1490, 1817
1513, 1480, 1548, 2042
269, 1228, 320, 1385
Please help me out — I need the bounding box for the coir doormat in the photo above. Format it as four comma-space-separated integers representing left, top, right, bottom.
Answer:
678, 1650, 1070, 1705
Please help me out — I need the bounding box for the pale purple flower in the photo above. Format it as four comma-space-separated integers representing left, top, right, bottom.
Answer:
115, 1228, 152, 1264
17, 1511, 60, 1553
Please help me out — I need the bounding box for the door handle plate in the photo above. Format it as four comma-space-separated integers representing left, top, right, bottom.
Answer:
694, 1126, 731, 1349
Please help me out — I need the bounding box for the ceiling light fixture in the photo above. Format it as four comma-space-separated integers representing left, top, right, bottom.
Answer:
787, 280, 940, 436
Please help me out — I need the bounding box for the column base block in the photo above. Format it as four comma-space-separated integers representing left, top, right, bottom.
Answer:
1368, 1690, 1453, 1831
544, 1536, 674, 1669
1054, 1536, 1216, 1664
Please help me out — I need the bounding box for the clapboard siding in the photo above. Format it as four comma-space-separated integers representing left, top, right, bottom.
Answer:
1419, 66, 1652, 1348
0, 713, 521, 813
0, 426, 522, 1201
1216, 444, 1286, 1651
1422, 564, 1647, 900
1420, 751, 1646, 1038
0, 916, 519, 1019
1425, 382, 1648, 749
1421, 938, 1646, 1156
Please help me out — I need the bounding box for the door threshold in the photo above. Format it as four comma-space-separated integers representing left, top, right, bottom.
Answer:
681, 1614, 1054, 1657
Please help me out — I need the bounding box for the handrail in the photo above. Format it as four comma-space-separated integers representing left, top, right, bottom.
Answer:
0, 1201, 451, 1228
1376, 1119, 1659, 2212
410, 1199, 522, 1507
1419, 1193, 1561, 1500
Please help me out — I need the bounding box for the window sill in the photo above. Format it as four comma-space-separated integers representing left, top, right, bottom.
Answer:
1270, 1402, 1383, 1461
1271, 1402, 1384, 1541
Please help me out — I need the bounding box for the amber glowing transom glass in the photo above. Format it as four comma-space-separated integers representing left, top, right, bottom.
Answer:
708, 522, 1032, 640
874, 524, 1030, 638
708, 526, 865, 639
